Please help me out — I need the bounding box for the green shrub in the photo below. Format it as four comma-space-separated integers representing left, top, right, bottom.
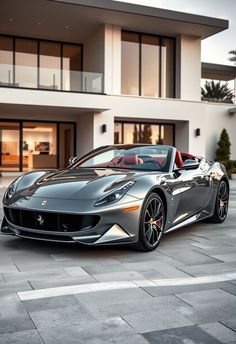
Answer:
215, 129, 231, 162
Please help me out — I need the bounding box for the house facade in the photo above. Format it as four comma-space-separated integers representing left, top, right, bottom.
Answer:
0, 0, 235, 172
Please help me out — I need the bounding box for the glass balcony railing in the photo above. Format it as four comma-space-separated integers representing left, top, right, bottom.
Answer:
0, 64, 104, 94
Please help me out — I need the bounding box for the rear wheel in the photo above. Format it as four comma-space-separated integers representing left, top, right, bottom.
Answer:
136, 193, 165, 251
208, 180, 229, 223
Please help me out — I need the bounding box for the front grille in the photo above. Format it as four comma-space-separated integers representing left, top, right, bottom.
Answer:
4, 208, 100, 232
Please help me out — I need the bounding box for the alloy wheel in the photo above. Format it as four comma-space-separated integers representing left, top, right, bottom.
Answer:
143, 196, 164, 247
217, 181, 229, 221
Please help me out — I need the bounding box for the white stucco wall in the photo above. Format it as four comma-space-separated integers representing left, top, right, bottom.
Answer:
76, 113, 94, 156
104, 24, 121, 95
204, 103, 236, 160
178, 35, 201, 101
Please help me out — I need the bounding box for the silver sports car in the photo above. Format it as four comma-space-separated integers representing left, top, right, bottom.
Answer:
1, 145, 229, 251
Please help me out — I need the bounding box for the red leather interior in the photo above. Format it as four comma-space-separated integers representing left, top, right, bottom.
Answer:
94, 156, 122, 167
175, 151, 184, 168
120, 155, 143, 166
180, 152, 195, 161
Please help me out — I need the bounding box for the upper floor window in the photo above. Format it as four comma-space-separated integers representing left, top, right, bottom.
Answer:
0, 35, 105, 93
121, 31, 175, 98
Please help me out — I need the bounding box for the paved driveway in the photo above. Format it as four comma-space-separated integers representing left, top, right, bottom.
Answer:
0, 182, 236, 343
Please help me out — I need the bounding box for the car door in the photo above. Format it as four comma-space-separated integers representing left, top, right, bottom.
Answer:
165, 159, 212, 225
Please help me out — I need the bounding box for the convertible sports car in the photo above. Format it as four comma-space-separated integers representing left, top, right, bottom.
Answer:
1, 144, 229, 251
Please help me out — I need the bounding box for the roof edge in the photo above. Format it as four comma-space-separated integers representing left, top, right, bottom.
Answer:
50, 0, 228, 31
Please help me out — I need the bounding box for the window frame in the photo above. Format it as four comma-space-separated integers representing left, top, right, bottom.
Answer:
0, 118, 76, 172
121, 30, 176, 98
0, 34, 98, 94
114, 120, 175, 146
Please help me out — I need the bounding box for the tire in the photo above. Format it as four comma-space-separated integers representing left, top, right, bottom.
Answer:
208, 180, 229, 223
136, 193, 165, 251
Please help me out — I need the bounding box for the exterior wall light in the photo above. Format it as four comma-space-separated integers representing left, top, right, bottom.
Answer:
195, 128, 201, 136
229, 108, 236, 115
101, 124, 107, 133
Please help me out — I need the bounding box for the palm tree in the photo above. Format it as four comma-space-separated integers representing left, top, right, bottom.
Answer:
201, 80, 234, 103
229, 50, 236, 64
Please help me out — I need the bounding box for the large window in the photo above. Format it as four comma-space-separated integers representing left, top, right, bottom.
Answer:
0, 120, 76, 172
23, 122, 57, 171
0, 122, 20, 171
63, 44, 82, 92
121, 31, 175, 98
0, 35, 84, 92
121, 32, 139, 96
15, 38, 38, 88
114, 121, 174, 146
39, 42, 61, 90
0, 37, 13, 86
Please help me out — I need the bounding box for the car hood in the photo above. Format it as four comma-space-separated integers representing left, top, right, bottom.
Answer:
15, 168, 155, 200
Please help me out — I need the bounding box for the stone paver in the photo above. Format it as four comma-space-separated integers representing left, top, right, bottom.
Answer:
199, 322, 236, 343
0, 182, 235, 342
142, 325, 222, 344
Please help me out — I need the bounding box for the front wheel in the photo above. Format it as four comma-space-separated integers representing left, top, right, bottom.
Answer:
136, 193, 165, 251
208, 180, 229, 223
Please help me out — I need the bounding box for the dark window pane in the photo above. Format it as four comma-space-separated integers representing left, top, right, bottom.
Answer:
0, 122, 20, 171
140, 124, 160, 144
0, 36, 13, 85
39, 42, 61, 90
140, 124, 152, 144
123, 123, 140, 143
15, 38, 37, 88
163, 125, 174, 145
116, 121, 174, 146
121, 32, 139, 95
161, 38, 175, 98
63, 44, 82, 91
141, 35, 160, 97
114, 122, 122, 144
23, 122, 57, 171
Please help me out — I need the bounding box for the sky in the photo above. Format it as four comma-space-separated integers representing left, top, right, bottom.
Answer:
113, 0, 236, 66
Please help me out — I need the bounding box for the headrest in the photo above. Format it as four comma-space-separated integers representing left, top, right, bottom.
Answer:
175, 151, 184, 168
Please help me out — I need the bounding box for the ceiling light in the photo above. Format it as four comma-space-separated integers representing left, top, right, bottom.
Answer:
9, 18, 13, 22
65, 25, 70, 29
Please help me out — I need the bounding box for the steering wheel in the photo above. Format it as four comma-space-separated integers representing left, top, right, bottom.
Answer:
142, 160, 163, 169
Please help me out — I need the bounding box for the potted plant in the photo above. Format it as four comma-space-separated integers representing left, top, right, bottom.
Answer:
231, 167, 236, 180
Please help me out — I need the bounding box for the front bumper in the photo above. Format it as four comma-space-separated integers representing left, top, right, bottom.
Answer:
1, 197, 143, 245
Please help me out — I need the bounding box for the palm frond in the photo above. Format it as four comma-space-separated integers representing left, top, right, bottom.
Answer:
201, 80, 234, 103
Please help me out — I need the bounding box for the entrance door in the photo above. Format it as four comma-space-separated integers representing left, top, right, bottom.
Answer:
59, 123, 75, 168
0, 122, 20, 171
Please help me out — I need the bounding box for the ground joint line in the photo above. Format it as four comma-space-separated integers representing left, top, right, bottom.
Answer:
17, 273, 236, 301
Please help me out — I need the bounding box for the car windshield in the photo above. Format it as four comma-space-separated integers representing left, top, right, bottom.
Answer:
74, 145, 173, 172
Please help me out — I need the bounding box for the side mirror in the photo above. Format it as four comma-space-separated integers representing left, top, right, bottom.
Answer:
68, 156, 78, 165
183, 159, 200, 170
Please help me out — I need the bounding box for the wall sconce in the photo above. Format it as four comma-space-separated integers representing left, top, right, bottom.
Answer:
195, 128, 201, 137
101, 124, 107, 133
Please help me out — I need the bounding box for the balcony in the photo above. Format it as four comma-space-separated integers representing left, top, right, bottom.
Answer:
0, 64, 104, 94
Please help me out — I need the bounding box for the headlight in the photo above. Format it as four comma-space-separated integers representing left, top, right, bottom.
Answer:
95, 181, 135, 207
5, 177, 22, 200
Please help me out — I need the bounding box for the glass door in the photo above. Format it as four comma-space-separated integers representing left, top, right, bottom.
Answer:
0, 122, 20, 171
23, 122, 57, 171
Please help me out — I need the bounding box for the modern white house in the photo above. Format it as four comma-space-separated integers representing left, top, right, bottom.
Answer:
0, 0, 236, 172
